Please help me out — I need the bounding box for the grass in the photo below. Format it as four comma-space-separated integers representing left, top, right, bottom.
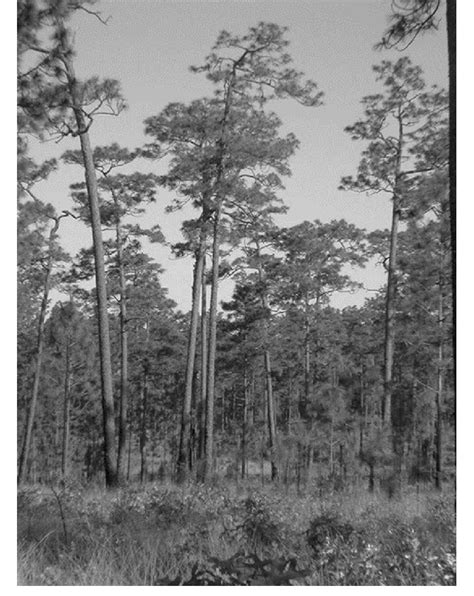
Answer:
17, 481, 456, 586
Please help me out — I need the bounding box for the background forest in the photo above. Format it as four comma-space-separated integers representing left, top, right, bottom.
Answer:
16, 0, 457, 587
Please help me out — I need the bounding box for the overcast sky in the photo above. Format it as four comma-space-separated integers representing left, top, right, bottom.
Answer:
28, 0, 449, 312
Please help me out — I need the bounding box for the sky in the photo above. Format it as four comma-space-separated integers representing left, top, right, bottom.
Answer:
27, 0, 449, 312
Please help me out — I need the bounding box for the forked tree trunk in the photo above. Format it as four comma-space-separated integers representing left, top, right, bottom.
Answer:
177, 237, 205, 482
62, 48, 118, 487
202, 60, 238, 481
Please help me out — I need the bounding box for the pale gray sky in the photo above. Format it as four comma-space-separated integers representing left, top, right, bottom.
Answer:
28, 0, 448, 311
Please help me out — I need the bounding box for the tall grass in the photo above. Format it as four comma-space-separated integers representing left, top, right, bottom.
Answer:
17, 482, 455, 586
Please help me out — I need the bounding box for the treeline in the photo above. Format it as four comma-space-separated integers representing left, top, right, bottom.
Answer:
17, 0, 453, 493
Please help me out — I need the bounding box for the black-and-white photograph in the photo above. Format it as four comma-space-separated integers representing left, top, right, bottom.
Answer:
16, 0, 456, 587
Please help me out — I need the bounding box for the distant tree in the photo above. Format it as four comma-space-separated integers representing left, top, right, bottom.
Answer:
340, 58, 448, 443
274, 220, 367, 419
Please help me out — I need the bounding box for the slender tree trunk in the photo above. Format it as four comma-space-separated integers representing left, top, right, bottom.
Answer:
62, 49, 117, 487
140, 321, 150, 483
199, 255, 208, 461
264, 350, 278, 481
383, 199, 401, 428
382, 107, 405, 437
255, 241, 278, 481
368, 462, 375, 492
18, 216, 61, 484
116, 219, 129, 482
383, 112, 406, 435
127, 426, 132, 481
204, 202, 222, 480
359, 369, 365, 460
202, 58, 239, 481
301, 297, 311, 420
139, 375, 148, 483
446, 0, 456, 360
329, 414, 334, 479
241, 361, 248, 480
61, 343, 72, 479
177, 237, 205, 482
435, 291, 444, 490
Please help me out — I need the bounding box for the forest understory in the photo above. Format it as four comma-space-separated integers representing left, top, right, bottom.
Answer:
17, 479, 455, 586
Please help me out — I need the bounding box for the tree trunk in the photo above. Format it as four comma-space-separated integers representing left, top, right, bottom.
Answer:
62, 49, 117, 487
198, 254, 208, 466
255, 241, 278, 481
359, 369, 365, 460
382, 109, 404, 436
140, 322, 150, 483
177, 236, 205, 482
204, 202, 222, 480
446, 0, 456, 361
18, 216, 61, 484
116, 218, 129, 483
241, 364, 249, 480
435, 291, 444, 490
202, 58, 238, 481
61, 343, 72, 479
383, 199, 400, 428
301, 297, 311, 420
127, 426, 132, 481
264, 350, 278, 481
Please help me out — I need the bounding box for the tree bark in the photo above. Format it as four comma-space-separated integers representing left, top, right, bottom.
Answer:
203, 202, 222, 480
382, 199, 400, 427
241, 361, 249, 480
255, 240, 278, 481
301, 296, 311, 421
140, 321, 150, 483
202, 56, 239, 481
382, 110, 404, 431
61, 49, 118, 487
435, 290, 444, 490
197, 256, 208, 471
177, 236, 205, 482
61, 342, 72, 479
115, 216, 129, 482
446, 0, 456, 362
